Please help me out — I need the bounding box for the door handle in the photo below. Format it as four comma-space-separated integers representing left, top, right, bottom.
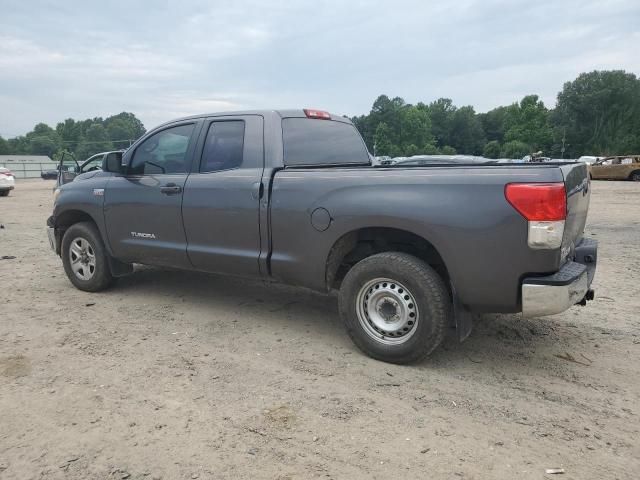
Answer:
160, 183, 182, 195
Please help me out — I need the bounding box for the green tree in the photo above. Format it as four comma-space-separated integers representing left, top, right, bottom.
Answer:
398, 106, 434, 153
7, 136, 29, 154
449, 106, 486, 155
553, 70, 640, 156
373, 122, 393, 156
4, 113, 147, 160
501, 140, 530, 159
0, 135, 9, 154
56, 118, 82, 153
26, 123, 60, 157
479, 106, 508, 143
75, 123, 114, 159
427, 98, 456, 148
422, 144, 439, 155
439, 145, 456, 155
404, 144, 419, 156
29, 136, 59, 157
388, 144, 404, 158
503, 95, 553, 152
483, 140, 502, 158
53, 149, 73, 162
104, 112, 146, 147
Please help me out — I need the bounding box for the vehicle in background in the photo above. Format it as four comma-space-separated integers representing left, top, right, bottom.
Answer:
589, 155, 640, 181
392, 155, 489, 166
523, 152, 552, 163
41, 169, 59, 180
579, 155, 600, 165
47, 109, 597, 364
0, 167, 15, 196
56, 150, 125, 187
371, 156, 394, 166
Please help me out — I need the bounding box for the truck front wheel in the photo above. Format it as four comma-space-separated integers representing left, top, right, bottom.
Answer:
61, 222, 115, 292
338, 252, 451, 364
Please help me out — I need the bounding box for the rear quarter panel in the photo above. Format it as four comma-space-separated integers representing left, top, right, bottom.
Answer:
270, 166, 565, 312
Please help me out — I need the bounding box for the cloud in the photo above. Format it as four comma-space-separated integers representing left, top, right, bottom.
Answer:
0, 0, 638, 137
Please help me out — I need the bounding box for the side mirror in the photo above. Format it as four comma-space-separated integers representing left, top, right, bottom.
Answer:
103, 152, 124, 174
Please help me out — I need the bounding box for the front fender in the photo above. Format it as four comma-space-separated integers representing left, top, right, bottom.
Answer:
50, 174, 113, 256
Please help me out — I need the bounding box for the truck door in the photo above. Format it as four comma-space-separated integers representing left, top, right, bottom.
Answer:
57, 152, 79, 187
103, 121, 200, 268
181, 115, 264, 277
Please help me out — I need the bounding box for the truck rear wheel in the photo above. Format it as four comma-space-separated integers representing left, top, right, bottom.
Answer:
338, 252, 450, 364
61, 221, 115, 292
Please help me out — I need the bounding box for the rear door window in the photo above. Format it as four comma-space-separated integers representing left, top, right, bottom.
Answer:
282, 118, 369, 166
200, 121, 245, 172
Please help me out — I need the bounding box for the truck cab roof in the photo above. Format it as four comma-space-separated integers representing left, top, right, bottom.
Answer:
154, 109, 352, 130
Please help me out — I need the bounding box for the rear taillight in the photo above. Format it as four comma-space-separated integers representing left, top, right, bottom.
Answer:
505, 183, 566, 221
505, 183, 566, 249
304, 108, 331, 120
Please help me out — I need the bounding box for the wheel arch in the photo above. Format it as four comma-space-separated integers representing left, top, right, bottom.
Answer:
52, 208, 131, 277
325, 227, 450, 292
628, 169, 640, 181
54, 209, 97, 229
50, 209, 111, 256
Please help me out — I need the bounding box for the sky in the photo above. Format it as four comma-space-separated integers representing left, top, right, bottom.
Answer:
0, 0, 639, 137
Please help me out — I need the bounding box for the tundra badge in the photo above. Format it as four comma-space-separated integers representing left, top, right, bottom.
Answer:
131, 232, 157, 239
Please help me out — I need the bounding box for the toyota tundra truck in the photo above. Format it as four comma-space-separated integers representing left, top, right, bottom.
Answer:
47, 109, 597, 363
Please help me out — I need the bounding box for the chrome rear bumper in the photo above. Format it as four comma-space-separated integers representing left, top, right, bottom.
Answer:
522, 266, 589, 317
521, 238, 597, 317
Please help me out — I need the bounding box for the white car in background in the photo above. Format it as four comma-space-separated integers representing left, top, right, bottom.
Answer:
0, 167, 15, 197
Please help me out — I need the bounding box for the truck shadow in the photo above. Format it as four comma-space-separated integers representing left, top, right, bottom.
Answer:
427, 311, 599, 375
111, 266, 593, 373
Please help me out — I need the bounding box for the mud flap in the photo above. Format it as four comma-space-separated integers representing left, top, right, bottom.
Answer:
108, 257, 133, 277
452, 286, 474, 342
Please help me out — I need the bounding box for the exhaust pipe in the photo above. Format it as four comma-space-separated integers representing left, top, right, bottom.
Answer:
577, 289, 595, 306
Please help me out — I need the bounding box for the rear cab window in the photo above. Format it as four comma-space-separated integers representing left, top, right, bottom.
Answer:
282, 118, 370, 166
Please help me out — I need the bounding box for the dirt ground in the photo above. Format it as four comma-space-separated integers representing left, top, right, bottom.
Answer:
0, 179, 638, 480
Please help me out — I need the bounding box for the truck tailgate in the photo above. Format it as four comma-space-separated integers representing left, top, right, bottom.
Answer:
561, 162, 591, 260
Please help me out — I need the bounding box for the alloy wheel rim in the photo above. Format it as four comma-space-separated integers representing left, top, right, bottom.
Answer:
69, 237, 96, 281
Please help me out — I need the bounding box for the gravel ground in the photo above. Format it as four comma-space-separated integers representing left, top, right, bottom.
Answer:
0, 179, 638, 480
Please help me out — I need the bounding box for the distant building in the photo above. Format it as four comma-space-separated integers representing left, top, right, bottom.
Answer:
0, 155, 55, 179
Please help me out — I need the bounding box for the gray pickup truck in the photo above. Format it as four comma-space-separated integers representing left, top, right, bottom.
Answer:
47, 109, 597, 363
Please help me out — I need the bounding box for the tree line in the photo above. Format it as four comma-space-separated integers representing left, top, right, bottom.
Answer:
0, 112, 146, 161
352, 70, 640, 159
1, 70, 639, 162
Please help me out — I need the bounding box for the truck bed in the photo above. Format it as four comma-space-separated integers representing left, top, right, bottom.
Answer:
269, 162, 590, 313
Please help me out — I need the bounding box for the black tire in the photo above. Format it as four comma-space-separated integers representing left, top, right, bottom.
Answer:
61, 221, 115, 292
629, 170, 640, 182
0, 190, 9, 197
338, 252, 451, 364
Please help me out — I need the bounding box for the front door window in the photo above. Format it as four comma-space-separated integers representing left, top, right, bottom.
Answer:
128, 124, 195, 175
